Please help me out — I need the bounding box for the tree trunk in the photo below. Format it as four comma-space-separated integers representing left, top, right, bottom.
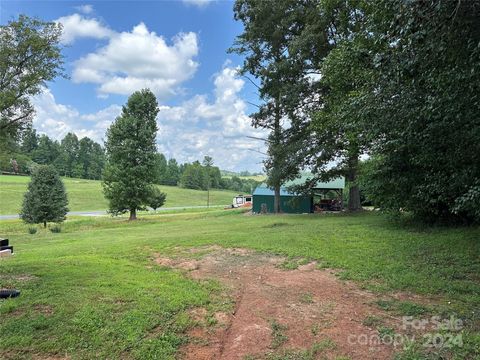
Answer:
348, 183, 361, 211
347, 155, 362, 211
274, 185, 281, 214
129, 208, 137, 221
43, 221, 47, 228
272, 92, 282, 214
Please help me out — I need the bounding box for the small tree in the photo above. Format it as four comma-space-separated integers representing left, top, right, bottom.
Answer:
102, 89, 159, 220
20, 165, 68, 227
148, 186, 167, 212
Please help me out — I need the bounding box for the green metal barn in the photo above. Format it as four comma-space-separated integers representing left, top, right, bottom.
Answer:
252, 175, 345, 214
252, 184, 313, 213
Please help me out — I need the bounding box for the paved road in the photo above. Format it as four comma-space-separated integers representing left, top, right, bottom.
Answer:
0, 205, 225, 220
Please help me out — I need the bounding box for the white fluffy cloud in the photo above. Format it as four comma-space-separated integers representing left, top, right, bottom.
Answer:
71, 22, 198, 98
31, 89, 121, 143
56, 13, 113, 44
156, 66, 267, 171
182, 0, 213, 7
56, 13, 199, 99
75, 4, 94, 14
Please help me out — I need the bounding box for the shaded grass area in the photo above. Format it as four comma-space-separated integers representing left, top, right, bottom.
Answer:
0, 175, 237, 214
0, 211, 479, 359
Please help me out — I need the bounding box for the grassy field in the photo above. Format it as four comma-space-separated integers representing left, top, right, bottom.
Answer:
0, 175, 237, 214
0, 211, 479, 359
223, 174, 267, 182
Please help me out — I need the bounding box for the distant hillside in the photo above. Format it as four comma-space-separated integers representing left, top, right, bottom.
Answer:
220, 170, 264, 178
0, 175, 237, 215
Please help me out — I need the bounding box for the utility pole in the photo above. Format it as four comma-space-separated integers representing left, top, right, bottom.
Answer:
203, 156, 214, 208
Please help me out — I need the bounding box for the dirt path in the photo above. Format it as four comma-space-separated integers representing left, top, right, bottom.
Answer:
154, 247, 404, 360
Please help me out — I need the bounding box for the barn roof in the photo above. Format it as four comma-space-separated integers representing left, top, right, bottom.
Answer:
252, 174, 345, 197
252, 184, 296, 196
285, 174, 345, 189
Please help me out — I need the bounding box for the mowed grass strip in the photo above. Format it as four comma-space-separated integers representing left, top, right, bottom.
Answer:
0, 211, 479, 358
0, 175, 237, 214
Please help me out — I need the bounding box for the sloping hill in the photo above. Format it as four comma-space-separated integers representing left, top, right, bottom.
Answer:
0, 175, 237, 215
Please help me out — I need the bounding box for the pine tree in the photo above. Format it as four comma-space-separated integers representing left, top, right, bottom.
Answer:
20, 165, 69, 227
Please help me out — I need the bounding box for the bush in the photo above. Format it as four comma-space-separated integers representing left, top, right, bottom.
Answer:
27, 226, 37, 234
148, 186, 166, 211
49, 225, 62, 233
20, 165, 69, 227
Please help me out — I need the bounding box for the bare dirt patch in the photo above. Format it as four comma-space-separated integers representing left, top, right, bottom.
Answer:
154, 248, 406, 359
0, 273, 38, 284
32, 355, 71, 360
33, 304, 54, 316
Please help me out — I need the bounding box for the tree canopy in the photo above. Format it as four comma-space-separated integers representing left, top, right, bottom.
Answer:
0, 15, 64, 140
231, 0, 312, 212
102, 89, 166, 220
232, 0, 480, 223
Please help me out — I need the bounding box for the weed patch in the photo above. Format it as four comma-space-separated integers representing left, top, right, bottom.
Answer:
362, 315, 384, 327
270, 320, 289, 349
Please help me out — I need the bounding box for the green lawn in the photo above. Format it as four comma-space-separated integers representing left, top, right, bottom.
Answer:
0, 211, 479, 359
0, 175, 237, 214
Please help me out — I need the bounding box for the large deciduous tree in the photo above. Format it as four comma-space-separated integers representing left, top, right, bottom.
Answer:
231, 0, 312, 213
102, 89, 166, 220
20, 165, 68, 228
0, 15, 64, 139
274, 0, 377, 212
364, 0, 480, 223
306, 18, 379, 211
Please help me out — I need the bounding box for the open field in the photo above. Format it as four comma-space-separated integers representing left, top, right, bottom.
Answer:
222, 174, 267, 182
0, 175, 237, 215
0, 211, 479, 359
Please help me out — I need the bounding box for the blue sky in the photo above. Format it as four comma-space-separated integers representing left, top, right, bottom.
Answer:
1, 0, 266, 172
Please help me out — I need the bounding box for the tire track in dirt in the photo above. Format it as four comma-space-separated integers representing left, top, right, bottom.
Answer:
154, 247, 404, 359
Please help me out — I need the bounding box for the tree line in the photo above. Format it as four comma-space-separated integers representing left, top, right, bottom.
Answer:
2, 128, 106, 180
232, 0, 480, 223
3, 128, 260, 193
177, 158, 259, 193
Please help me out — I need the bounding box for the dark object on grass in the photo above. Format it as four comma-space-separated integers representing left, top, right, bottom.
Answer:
0, 238, 8, 247
0, 245, 13, 253
0, 289, 20, 299
50, 225, 61, 233
260, 203, 267, 214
